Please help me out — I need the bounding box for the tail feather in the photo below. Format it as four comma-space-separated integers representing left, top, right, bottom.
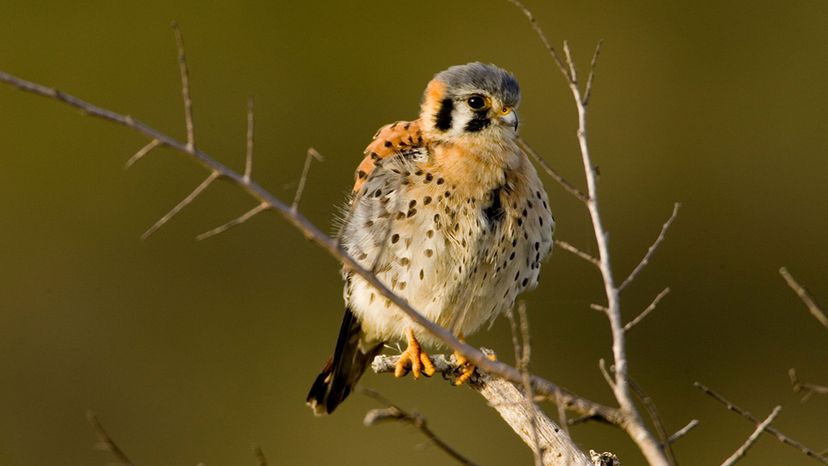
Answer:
307, 308, 382, 415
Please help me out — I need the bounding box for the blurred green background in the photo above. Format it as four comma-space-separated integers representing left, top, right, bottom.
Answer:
1, 1, 826, 465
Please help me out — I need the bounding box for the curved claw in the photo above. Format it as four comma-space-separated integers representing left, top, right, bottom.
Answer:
394, 328, 435, 379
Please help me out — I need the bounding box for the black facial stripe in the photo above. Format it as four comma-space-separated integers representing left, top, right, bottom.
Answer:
465, 109, 491, 132
435, 98, 453, 131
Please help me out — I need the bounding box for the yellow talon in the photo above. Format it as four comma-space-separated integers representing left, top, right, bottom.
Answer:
395, 329, 435, 379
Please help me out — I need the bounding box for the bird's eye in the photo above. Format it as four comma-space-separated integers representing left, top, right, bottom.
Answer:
501, 107, 512, 115
467, 96, 486, 110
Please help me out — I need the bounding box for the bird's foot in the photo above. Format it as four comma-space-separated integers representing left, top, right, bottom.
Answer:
394, 328, 436, 379
453, 348, 497, 386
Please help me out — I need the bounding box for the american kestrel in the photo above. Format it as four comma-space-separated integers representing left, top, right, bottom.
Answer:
307, 63, 554, 415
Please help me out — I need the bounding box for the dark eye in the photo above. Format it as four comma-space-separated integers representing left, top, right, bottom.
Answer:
467, 96, 486, 110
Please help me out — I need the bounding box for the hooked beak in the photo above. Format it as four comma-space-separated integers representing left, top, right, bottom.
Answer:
498, 109, 518, 131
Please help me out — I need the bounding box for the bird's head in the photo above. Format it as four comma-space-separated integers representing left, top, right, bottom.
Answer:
419, 62, 520, 143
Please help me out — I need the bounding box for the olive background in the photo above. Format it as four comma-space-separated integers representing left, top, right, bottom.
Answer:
1, 1, 827, 465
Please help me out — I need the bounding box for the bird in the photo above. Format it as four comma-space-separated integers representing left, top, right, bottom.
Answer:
307, 62, 554, 415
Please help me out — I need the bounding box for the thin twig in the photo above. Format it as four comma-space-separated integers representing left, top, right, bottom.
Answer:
244, 97, 255, 182
624, 287, 671, 332
291, 147, 324, 213
252, 445, 268, 466
504, 0, 572, 82
789, 368, 828, 402
517, 138, 588, 203
668, 419, 699, 444
141, 171, 219, 240
780, 267, 828, 332
125, 138, 163, 168
555, 239, 600, 268
507, 303, 543, 466
619, 203, 681, 291
86, 411, 134, 466
360, 388, 479, 466
171, 22, 195, 151
196, 202, 268, 241
721, 406, 781, 466
695, 382, 828, 463
0, 43, 623, 436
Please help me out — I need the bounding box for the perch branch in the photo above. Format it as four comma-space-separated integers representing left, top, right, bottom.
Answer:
779, 267, 828, 332
720, 406, 781, 466
86, 411, 134, 466
361, 388, 478, 466
695, 382, 828, 463
372, 355, 595, 466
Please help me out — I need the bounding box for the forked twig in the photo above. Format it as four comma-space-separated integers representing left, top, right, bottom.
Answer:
695, 382, 828, 464
619, 203, 681, 291
630, 377, 676, 465
244, 97, 255, 182
86, 411, 134, 466
721, 406, 781, 466
504, 0, 572, 82
360, 388, 479, 466
780, 267, 828, 332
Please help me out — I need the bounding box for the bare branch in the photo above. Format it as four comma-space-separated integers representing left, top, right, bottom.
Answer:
780, 267, 828, 332
291, 147, 324, 213
789, 368, 828, 402
125, 138, 163, 168
196, 202, 268, 241
619, 203, 681, 291
141, 171, 219, 240
624, 287, 671, 332
555, 239, 600, 268
563, 41, 578, 86
695, 382, 828, 463
504, 0, 572, 83
582, 40, 604, 107
361, 388, 479, 466
721, 406, 781, 466
252, 445, 268, 466
668, 419, 699, 444
171, 22, 196, 151
0, 61, 624, 444
86, 411, 134, 466
244, 97, 255, 182
517, 137, 588, 203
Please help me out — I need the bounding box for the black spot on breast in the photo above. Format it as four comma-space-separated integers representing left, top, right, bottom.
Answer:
483, 186, 504, 228
435, 98, 454, 131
